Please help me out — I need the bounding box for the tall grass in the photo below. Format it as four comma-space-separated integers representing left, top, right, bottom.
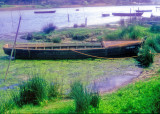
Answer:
136, 36, 160, 67
0, 98, 15, 114
15, 76, 49, 106
150, 24, 160, 33
70, 81, 100, 113
145, 36, 160, 53
48, 82, 60, 99
70, 81, 91, 112
136, 44, 154, 68
105, 25, 142, 40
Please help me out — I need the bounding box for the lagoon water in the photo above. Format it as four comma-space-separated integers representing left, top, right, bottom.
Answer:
0, 5, 160, 37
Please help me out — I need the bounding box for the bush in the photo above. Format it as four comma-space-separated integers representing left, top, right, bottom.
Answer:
145, 37, 160, 53
150, 24, 160, 33
51, 37, 61, 43
73, 24, 78, 28
15, 76, 48, 106
43, 23, 56, 34
72, 32, 90, 41
136, 45, 154, 67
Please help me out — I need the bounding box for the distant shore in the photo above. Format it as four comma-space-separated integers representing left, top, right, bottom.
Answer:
0, 3, 157, 11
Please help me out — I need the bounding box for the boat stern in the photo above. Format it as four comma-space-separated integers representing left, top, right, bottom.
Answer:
3, 44, 12, 56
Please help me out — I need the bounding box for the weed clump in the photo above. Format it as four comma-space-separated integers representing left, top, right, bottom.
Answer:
105, 25, 142, 40
48, 82, 60, 99
15, 77, 49, 106
150, 24, 160, 33
70, 81, 100, 113
43, 23, 56, 34
51, 37, 61, 43
136, 45, 154, 67
145, 36, 160, 53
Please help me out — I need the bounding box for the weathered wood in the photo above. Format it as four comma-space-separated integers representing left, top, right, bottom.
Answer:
3, 41, 141, 60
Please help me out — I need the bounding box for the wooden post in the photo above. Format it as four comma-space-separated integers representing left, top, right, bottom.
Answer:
68, 14, 70, 22
130, 8, 131, 23
85, 17, 87, 26
4, 16, 21, 82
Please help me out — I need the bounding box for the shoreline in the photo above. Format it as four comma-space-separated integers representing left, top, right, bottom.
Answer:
0, 3, 158, 11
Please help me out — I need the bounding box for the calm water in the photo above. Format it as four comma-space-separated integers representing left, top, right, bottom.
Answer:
0, 5, 160, 37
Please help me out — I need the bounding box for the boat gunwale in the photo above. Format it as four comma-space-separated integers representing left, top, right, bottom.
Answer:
3, 41, 141, 51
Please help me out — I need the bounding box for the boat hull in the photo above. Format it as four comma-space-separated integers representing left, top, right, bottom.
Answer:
112, 12, 143, 16
102, 14, 110, 17
34, 11, 56, 13
136, 10, 152, 13
3, 43, 141, 60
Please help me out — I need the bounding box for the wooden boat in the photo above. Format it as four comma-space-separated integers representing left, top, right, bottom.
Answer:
102, 13, 110, 17
112, 12, 143, 16
3, 41, 141, 60
136, 10, 152, 13
76, 9, 80, 11
34, 10, 56, 13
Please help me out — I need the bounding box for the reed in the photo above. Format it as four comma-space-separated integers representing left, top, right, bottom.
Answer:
48, 82, 60, 99
70, 81, 91, 112
15, 76, 49, 106
70, 81, 100, 113
105, 25, 142, 40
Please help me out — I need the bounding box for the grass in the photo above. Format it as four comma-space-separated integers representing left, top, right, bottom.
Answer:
97, 72, 160, 113
0, 40, 140, 113
104, 25, 160, 41
0, 24, 160, 113
0, 41, 136, 96
21, 27, 109, 42
105, 25, 145, 40
5, 68, 160, 113
21, 25, 160, 43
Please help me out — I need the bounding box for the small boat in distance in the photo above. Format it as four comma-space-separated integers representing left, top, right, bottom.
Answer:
102, 13, 110, 17
3, 41, 141, 60
112, 12, 143, 16
34, 10, 56, 13
76, 9, 80, 11
136, 10, 152, 12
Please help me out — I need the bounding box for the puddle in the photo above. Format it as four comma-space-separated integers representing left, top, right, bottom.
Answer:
0, 84, 19, 90
89, 70, 143, 93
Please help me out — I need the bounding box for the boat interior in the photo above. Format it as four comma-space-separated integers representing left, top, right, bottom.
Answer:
4, 43, 103, 50
3, 41, 141, 50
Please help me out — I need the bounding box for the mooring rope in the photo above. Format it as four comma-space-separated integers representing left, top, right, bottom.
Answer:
71, 49, 138, 60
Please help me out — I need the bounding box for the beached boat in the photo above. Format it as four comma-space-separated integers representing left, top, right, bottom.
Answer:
34, 10, 56, 13
112, 12, 143, 16
102, 13, 110, 17
3, 41, 141, 59
136, 10, 152, 12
